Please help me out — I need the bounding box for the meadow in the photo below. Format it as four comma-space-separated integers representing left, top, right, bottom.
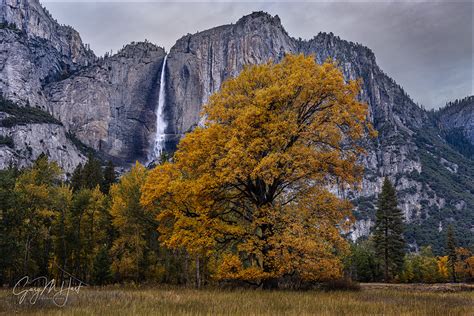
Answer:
0, 284, 472, 315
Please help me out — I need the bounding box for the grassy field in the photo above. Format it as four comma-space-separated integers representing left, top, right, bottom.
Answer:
0, 284, 472, 315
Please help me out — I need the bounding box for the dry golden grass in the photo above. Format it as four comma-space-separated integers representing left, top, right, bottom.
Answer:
0, 284, 472, 315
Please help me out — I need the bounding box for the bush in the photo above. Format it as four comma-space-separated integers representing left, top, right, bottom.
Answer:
322, 279, 361, 291
398, 247, 445, 283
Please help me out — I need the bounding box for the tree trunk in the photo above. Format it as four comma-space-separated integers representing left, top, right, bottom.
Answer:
23, 235, 31, 275
260, 223, 278, 289
195, 255, 201, 289
384, 221, 389, 282
184, 251, 189, 285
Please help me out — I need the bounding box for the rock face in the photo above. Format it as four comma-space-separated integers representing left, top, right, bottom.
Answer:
0, 4, 473, 250
167, 13, 297, 135
0, 0, 93, 172
0, 122, 85, 174
167, 12, 425, 137
437, 96, 474, 146
164, 12, 430, 243
0, 0, 95, 107
45, 42, 166, 164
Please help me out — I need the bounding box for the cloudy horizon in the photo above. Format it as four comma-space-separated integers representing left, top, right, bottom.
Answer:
42, 1, 472, 109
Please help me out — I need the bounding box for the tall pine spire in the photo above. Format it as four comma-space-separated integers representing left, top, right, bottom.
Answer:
446, 224, 457, 282
373, 177, 405, 281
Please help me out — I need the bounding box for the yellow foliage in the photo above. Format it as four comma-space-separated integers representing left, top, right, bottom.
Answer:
141, 54, 373, 285
437, 256, 449, 281
110, 162, 159, 281
455, 248, 474, 281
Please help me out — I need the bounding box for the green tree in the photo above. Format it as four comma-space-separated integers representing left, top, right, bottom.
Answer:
0, 165, 21, 285
399, 247, 441, 283
110, 163, 160, 282
68, 186, 111, 282
446, 224, 457, 282
70, 163, 84, 191
13, 154, 63, 278
83, 154, 103, 189
50, 184, 73, 282
102, 160, 116, 194
373, 177, 405, 281
347, 239, 380, 282
92, 246, 112, 285
71, 154, 104, 192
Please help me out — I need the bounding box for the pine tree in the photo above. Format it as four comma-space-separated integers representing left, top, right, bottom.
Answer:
71, 154, 104, 192
82, 153, 103, 190
0, 165, 21, 285
70, 163, 83, 191
373, 177, 405, 281
446, 224, 457, 282
92, 246, 112, 285
102, 160, 116, 194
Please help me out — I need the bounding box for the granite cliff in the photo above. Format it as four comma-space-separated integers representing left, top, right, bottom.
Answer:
45, 42, 166, 164
436, 96, 474, 158
0, 0, 94, 172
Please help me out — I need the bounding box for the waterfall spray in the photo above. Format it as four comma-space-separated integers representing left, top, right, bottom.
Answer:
150, 54, 168, 162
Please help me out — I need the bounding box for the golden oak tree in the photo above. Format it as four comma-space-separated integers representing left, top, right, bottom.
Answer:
141, 54, 372, 288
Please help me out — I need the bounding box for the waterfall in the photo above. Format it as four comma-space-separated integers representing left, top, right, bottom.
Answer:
151, 54, 168, 161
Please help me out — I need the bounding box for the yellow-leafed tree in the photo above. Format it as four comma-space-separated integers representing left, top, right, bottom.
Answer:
110, 162, 161, 281
141, 54, 373, 288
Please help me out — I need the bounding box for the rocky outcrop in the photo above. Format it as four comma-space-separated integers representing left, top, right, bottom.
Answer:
0, 0, 95, 106
436, 96, 474, 145
45, 42, 166, 164
0, 0, 94, 64
0, 122, 85, 174
167, 12, 297, 135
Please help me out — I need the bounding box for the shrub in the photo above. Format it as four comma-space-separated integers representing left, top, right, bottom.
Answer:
322, 279, 361, 291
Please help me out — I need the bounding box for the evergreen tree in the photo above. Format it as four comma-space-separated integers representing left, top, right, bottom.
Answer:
0, 165, 21, 285
82, 153, 103, 190
70, 154, 104, 191
102, 160, 116, 194
92, 246, 112, 285
373, 177, 405, 281
70, 163, 83, 191
446, 224, 457, 282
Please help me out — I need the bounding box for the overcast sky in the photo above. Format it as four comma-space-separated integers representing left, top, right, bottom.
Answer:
42, 1, 472, 109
